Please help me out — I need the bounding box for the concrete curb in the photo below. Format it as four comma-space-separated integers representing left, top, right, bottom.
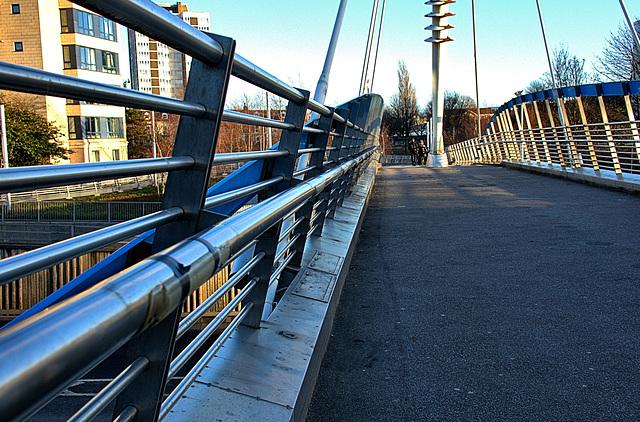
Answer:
165, 160, 379, 422
501, 160, 640, 194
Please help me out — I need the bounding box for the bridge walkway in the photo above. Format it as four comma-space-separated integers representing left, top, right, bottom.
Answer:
307, 164, 640, 421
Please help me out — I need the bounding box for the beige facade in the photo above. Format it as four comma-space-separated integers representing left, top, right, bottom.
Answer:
0, 0, 129, 164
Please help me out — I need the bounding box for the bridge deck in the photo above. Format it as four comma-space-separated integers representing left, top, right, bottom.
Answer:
308, 164, 640, 421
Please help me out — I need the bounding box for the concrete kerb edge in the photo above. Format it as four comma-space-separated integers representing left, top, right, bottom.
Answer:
501, 161, 640, 195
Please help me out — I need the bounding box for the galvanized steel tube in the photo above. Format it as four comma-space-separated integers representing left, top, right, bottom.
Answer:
0, 157, 194, 194
0, 207, 184, 285
176, 252, 264, 339
213, 151, 288, 165
68, 356, 149, 422
223, 109, 296, 130
0, 149, 374, 421
158, 302, 254, 421
168, 278, 257, 379
0, 62, 208, 118
203, 176, 284, 209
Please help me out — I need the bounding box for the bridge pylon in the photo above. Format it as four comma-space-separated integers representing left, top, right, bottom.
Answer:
425, 0, 455, 167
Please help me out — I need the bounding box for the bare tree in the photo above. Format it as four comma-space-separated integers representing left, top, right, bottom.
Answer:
595, 20, 640, 82
386, 61, 419, 136
525, 79, 549, 94
526, 45, 592, 92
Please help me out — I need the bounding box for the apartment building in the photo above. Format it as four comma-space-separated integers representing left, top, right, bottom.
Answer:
129, 2, 210, 98
0, 0, 129, 164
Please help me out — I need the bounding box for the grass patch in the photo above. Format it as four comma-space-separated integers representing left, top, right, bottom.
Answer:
72, 186, 163, 202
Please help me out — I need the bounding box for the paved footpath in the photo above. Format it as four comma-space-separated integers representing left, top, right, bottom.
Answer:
307, 164, 640, 421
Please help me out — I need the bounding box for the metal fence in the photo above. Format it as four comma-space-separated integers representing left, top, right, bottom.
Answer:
447, 81, 640, 178
4, 175, 155, 203
0, 1, 384, 421
381, 155, 412, 165
1, 201, 162, 222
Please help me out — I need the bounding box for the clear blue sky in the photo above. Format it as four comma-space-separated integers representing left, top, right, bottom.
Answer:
185, 0, 639, 108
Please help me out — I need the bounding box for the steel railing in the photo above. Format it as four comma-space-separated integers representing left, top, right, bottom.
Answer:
0, 1, 384, 421
0, 201, 162, 222
447, 81, 640, 178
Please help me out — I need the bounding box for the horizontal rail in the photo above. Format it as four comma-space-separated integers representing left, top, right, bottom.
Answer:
158, 302, 254, 421
223, 110, 296, 130
270, 250, 296, 283
0, 207, 184, 284
204, 176, 284, 209
0, 62, 209, 118
0, 157, 194, 194
273, 233, 301, 266
176, 250, 264, 339
168, 277, 257, 379
303, 126, 326, 135
298, 148, 323, 154
212, 151, 288, 165
292, 165, 318, 179
73, 0, 305, 104
68, 356, 149, 422
0, 148, 376, 421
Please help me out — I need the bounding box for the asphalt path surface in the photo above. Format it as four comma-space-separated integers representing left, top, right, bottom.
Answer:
307, 164, 640, 421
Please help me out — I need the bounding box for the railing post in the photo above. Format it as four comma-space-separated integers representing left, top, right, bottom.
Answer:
557, 98, 577, 168
576, 97, 598, 171
326, 106, 350, 219
306, 109, 335, 237
544, 99, 566, 166
111, 32, 236, 422
531, 101, 551, 164
338, 101, 362, 205
244, 89, 311, 326
597, 94, 622, 174
623, 94, 640, 171
522, 104, 541, 164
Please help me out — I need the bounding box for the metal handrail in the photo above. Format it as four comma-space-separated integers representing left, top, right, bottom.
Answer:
203, 176, 283, 209
448, 120, 640, 175
0, 207, 183, 285
68, 356, 150, 422
176, 250, 264, 339
0, 157, 194, 194
0, 0, 385, 419
0, 62, 209, 117
0, 148, 376, 421
158, 302, 254, 421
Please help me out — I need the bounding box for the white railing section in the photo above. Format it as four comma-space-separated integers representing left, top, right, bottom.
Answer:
446, 81, 640, 179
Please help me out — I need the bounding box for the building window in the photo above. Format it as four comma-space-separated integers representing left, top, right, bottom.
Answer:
78, 46, 97, 71
77, 10, 94, 36
102, 51, 117, 74
62, 45, 73, 69
92, 150, 100, 162
11, 4, 20, 14
14, 42, 23, 52
98, 17, 116, 41
68, 117, 77, 139
111, 149, 120, 161
106, 118, 122, 138
85, 117, 100, 139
